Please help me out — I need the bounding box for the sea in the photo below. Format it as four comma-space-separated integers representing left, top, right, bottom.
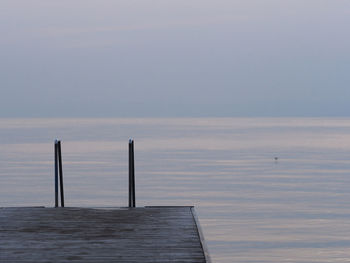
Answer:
1, 118, 350, 263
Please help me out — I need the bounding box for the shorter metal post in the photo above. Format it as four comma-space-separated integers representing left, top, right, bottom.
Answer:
57, 141, 64, 207
128, 139, 135, 207
131, 140, 135, 207
54, 140, 59, 207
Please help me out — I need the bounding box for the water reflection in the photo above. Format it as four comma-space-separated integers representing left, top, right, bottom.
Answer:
1, 118, 350, 262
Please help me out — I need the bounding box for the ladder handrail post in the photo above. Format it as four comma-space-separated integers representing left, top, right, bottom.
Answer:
128, 139, 136, 208
58, 140, 64, 207
131, 140, 135, 207
54, 140, 59, 208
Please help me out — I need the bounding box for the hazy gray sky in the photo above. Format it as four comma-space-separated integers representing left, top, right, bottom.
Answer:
1, 0, 349, 117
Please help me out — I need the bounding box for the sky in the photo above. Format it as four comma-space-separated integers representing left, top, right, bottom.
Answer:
0, 0, 349, 117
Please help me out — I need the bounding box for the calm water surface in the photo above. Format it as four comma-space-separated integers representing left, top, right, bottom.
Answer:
1, 118, 350, 262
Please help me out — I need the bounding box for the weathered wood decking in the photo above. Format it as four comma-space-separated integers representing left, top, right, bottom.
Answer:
0, 206, 210, 263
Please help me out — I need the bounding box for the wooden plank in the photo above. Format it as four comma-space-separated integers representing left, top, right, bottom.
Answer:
0, 206, 208, 262
191, 207, 212, 263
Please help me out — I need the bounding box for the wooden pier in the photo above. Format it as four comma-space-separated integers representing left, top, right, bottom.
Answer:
0, 206, 210, 262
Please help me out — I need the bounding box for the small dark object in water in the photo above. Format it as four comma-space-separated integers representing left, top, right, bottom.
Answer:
274, 157, 278, 161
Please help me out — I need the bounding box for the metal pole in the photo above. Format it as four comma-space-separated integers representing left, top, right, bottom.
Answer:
131, 140, 135, 207
128, 139, 132, 207
128, 139, 135, 207
54, 140, 59, 207
57, 140, 64, 207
